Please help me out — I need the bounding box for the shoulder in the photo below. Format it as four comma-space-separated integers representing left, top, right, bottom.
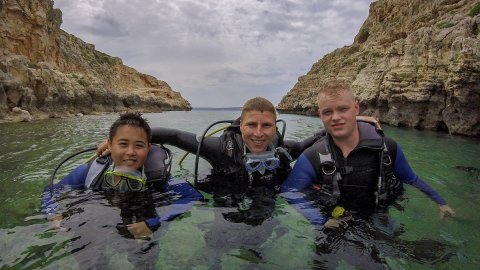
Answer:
304, 135, 328, 154
384, 136, 398, 154
60, 163, 90, 186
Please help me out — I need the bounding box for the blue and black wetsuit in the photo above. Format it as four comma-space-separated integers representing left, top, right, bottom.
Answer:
42, 145, 202, 230
281, 122, 447, 225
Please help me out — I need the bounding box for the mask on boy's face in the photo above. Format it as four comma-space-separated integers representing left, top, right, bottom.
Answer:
103, 166, 146, 192
244, 151, 280, 175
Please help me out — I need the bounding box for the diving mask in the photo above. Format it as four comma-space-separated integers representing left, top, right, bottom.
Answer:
103, 166, 146, 192
244, 151, 280, 175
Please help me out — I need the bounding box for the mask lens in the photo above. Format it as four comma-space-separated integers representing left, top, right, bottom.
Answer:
244, 151, 280, 173
127, 177, 144, 191
264, 158, 280, 170
245, 160, 262, 173
103, 170, 145, 191
104, 173, 122, 187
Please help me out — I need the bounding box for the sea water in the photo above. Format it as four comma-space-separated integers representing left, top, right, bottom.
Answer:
0, 110, 479, 269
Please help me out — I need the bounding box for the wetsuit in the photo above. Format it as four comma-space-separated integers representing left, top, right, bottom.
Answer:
42, 145, 202, 229
41, 145, 202, 269
150, 123, 321, 264
281, 122, 447, 225
150, 125, 319, 191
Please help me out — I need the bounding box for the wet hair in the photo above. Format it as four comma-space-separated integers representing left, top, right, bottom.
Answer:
240, 97, 277, 120
109, 112, 151, 142
317, 80, 355, 101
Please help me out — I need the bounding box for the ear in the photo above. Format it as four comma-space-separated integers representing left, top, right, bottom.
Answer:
354, 102, 360, 115
107, 139, 112, 149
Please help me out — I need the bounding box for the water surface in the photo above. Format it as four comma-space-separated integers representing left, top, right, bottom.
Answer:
0, 110, 479, 269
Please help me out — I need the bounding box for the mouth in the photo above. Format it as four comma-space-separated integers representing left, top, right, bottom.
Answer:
122, 159, 137, 165
251, 139, 265, 145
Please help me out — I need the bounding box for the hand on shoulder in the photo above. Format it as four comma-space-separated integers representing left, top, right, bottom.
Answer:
356, 116, 381, 129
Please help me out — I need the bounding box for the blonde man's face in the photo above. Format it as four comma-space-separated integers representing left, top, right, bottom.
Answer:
317, 91, 359, 140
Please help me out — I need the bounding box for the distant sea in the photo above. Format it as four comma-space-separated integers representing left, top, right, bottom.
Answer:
192, 107, 242, 111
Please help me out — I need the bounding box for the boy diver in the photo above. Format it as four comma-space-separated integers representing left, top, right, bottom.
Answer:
43, 112, 202, 238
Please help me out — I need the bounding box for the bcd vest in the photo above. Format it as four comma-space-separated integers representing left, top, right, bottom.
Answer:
304, 121, 402, 211
85, 144, 172, 191
210, 120, 292, 191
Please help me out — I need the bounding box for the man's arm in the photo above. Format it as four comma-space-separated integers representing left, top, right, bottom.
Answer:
284, 132, 325, 160
97, 127, 225, 164
151, 127, 199, 153
151, 127, 224, 163
393, 143, 455, 218
280, 154, 328, 225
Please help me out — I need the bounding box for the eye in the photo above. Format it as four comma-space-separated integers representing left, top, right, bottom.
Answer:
135, 143, 146, 149
321, 110, 332, 116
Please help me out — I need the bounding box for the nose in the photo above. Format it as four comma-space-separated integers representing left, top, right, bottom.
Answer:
125, 145, 136, 155
332, 111, 341, 121
253, 125, 263, 137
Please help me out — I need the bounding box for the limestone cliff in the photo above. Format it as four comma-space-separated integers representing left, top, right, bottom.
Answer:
0, 0, 191, 122
278, 0, 480, 137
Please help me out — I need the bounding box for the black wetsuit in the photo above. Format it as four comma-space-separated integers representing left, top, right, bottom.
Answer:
151, 126, 319, 192
151, 125, 321, 264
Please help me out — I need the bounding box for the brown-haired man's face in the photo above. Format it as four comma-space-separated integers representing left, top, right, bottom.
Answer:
240, 110, 276, 154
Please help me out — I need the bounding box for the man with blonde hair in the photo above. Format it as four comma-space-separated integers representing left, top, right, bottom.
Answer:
281, 80, 455, 229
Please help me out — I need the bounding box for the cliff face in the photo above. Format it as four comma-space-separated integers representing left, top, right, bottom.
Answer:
278, 0, 480, 137
0, 0, 191, 122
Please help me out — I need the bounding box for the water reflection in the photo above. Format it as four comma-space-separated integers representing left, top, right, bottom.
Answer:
312, 211, 455, 269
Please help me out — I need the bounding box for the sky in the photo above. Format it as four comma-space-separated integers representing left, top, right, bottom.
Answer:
53, 0, 373, 108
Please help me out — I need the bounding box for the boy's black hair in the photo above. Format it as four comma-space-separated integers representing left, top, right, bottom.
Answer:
109, 112, 151, 142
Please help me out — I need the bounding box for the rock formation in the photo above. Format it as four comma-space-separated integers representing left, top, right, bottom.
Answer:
278, 0, 480, 137
0, 0, 191, 122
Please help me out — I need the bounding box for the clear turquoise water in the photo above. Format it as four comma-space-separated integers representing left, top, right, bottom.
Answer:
0, 110, 479, 269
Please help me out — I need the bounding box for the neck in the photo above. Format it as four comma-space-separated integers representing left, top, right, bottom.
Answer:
330, 127, 360, 158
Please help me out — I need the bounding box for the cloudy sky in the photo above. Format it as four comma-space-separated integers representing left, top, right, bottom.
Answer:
53, 0, 373, 107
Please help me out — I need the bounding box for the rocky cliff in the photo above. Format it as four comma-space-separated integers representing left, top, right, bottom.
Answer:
0, 0, 191, 122
278, 0, 480, 137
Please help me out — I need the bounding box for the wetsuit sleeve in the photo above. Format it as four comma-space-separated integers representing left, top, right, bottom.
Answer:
41, 164, 89, 218
393, 143, 447, 205
150, 127, 223, 163
284, 131, 325, 160
145, 177, 203, 229
280, 154, 328, 225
